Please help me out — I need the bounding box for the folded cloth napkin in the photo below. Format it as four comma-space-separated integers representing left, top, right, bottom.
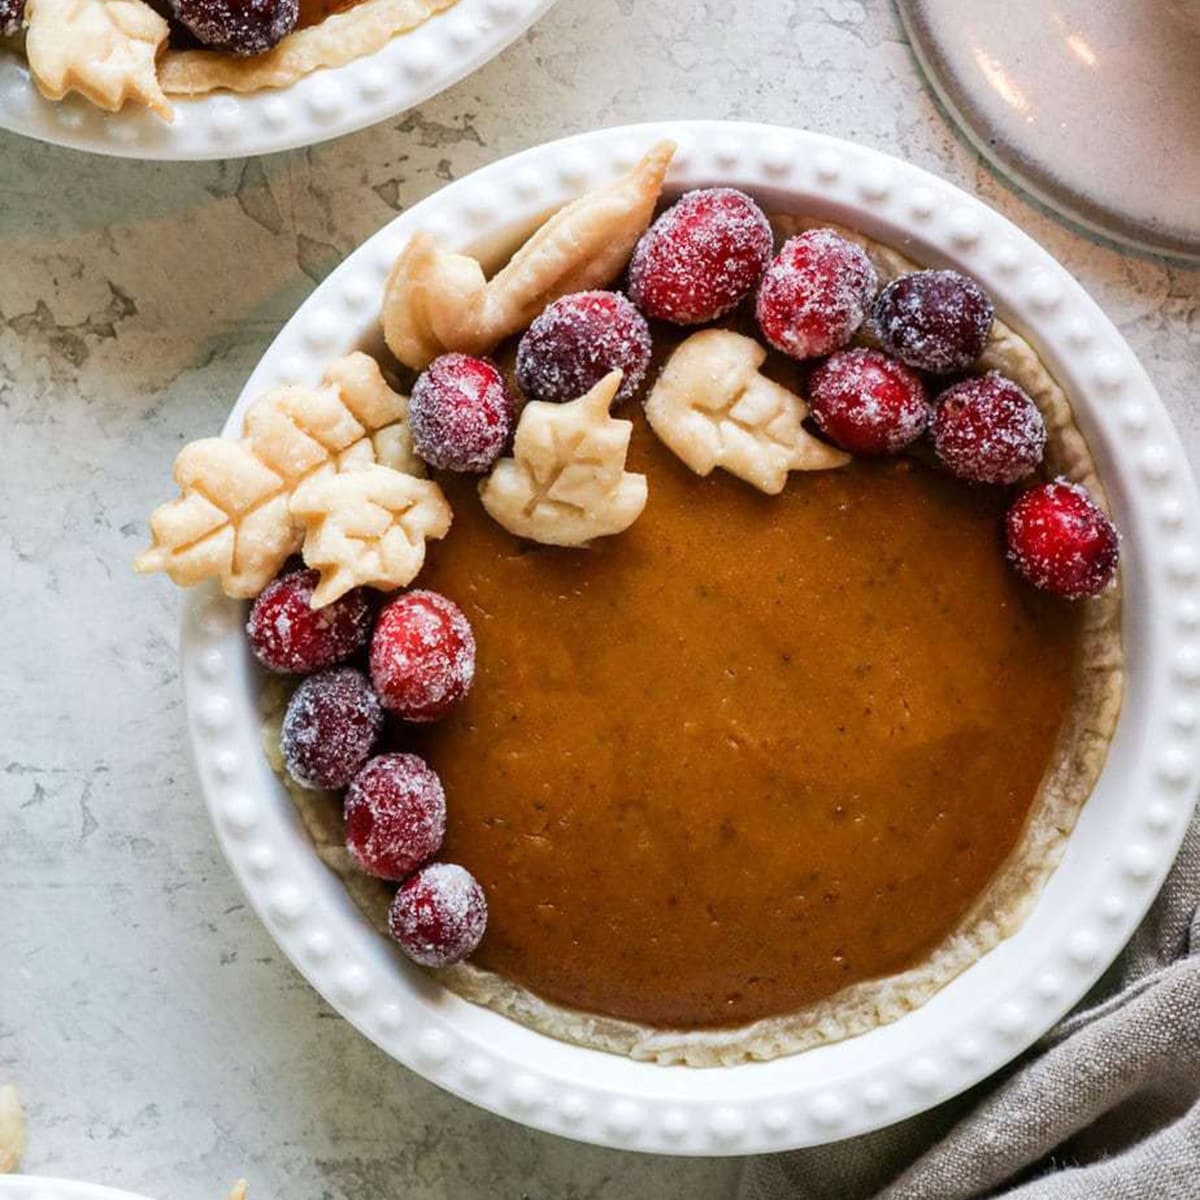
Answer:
740, 814, 1200, 1200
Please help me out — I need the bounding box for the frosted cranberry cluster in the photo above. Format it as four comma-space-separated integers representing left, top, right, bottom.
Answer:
247, 568, 486, 968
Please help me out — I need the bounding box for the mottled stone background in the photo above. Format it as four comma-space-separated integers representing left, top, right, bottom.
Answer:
1, 1, 1197, 1197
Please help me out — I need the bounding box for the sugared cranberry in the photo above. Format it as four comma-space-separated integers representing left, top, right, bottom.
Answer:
387, 862, 487, 967
516, 292, 651, 406
281, 667, 383, 790
874, 270, 994, 374
344, 753, 446, 880
0, 0, 25, 38
807, 348, 930, 456
1005, 481, 1119, 599
932, 372, 1046, 484
628, 188, 773, 325
246, 568, 373, 675
409, 354, 514, 473
173, 0, 298, 54
370, 590, 475, 722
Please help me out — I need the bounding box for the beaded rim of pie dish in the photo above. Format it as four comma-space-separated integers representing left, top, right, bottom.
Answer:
180, 122, 1200, 1153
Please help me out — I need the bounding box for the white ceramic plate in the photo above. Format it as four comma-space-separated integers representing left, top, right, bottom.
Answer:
0, 1180, 154, 1200
0, 0, 556, 160
180, 121, 1200, 1154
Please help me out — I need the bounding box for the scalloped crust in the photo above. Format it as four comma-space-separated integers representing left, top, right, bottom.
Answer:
265, 218, 1124, 1066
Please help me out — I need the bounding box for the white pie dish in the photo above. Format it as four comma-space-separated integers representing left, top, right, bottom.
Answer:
179, 120, 1200, 1153
0, 0, 556, 160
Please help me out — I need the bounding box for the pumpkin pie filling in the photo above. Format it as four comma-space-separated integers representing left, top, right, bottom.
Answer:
411, 420, 1081, 1029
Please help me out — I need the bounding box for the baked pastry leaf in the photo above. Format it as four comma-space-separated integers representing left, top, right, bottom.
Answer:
382, 141, 677, 370
25, 0, 172, 119
646, 329, 850, 494
479, 371, 647, 546
136, 353, 422, 599
290, 463, 452, 607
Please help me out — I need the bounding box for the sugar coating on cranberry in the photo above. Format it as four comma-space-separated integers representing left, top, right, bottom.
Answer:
344, 753, 447, 880
1005, 481, 1119, 599
874, 270, 995, 375
281, 667, 383, 791
807, 348, 930, 456
628, 188, 774, 325
933, 372, 1046, 484
0, 0, 25, 38
755, 229, 878, 360
173, 0, 298, 55
410, 354, 514, 473
516, 292, 651, 406
370, 590, 476, 723
388, 862, 487, 967
246, 568, 373, 675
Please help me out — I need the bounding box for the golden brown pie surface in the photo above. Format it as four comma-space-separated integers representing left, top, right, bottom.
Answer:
409, 415, 1081, 1030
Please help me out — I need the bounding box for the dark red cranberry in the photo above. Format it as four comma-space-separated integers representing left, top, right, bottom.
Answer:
874, 269, 995, 374
387, 862, 488, 967
807, 348, 930, 456
369, 590, 476, 722
932, 372, 1046, 484
281, 667, 382, 791
516, 292, 651, 407
1005, 481, 1119, 599
409, 353, 514, 474
628, 188, 774, 325
0, 0, 25, 38
172, 0, 298, 55
344, 753, 446, 880
755, 229, 878, 360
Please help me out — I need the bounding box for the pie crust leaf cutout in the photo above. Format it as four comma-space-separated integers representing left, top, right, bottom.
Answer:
290, 463, 452, 607
136, 353, 422, 599
382, 140, 677, 370
25, 0, 172, 120
479, 370, 648, 547
646, 328, 850, 494
0, 1085, 24, 1174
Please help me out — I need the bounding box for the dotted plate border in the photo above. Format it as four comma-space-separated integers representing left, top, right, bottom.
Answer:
180, 122, 1200, 1154
0, 0, 557, 160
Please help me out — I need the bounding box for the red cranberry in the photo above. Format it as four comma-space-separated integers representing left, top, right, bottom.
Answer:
281, 667, 383, 791
874, 270, 995, 374
0, 0, 25, 37
344, 753, 446, 880
409, 354, 514, 474
173, 0, 297, 54
246, 568, 373, 675
628, 188, 773, 325
387, 862, 488, 967
807, 348, 930, 456
370, 590, 476, 722
1005, 481, 1119, 599
932, 372, 1046, 484
516, 292, 651, 406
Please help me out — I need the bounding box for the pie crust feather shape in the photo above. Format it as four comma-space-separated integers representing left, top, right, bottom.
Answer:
646, 328, 851, 493
25, 0, 172, 119
382, 141, 677, 370
136, 352, 421, 598
290, 463, 452, 606
479, 370, 648, 546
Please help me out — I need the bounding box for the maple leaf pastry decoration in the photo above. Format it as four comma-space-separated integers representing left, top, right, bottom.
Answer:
645, 329, 850, 494
25, 0, 172, 119
290, 464, 452, 607
381, 140, 677, 371
479, 370, 648, 547
136, 353, 423, 599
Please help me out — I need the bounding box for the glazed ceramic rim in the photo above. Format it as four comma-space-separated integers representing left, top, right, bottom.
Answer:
0, 0, 557, 160
180, 121, 1200, 1154
0, 1179, 154, 1200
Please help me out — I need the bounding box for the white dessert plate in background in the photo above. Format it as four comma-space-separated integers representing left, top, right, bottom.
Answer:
0, 1180, 155, 1200
179, 121, 1200, 1154
0, 0, 556, 160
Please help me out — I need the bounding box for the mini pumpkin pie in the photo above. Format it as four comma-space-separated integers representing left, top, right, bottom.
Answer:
139, 144, 1124, 1065
2, 0, 457, 118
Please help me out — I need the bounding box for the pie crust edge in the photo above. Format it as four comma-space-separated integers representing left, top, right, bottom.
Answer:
264, 220, 1125, 1067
